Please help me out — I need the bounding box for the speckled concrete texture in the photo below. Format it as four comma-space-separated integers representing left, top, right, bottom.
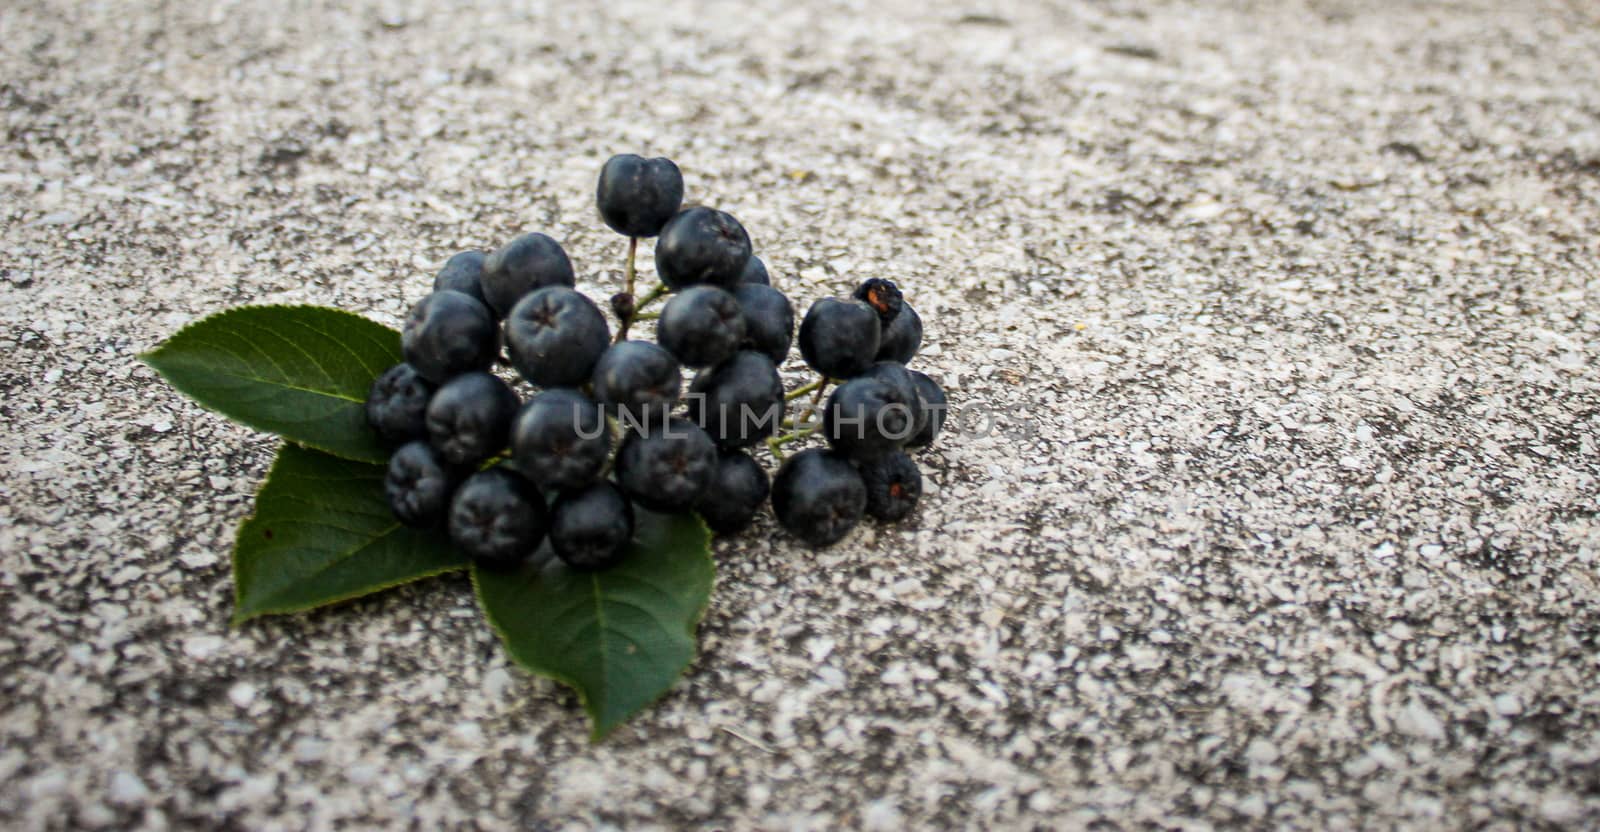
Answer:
3, 0, 1599, 828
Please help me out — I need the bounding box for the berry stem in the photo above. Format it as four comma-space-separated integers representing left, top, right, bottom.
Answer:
634, 311, 660, 322
635, 284, 669, 311
784, 377, 825, 401
623, 236, 638, 297
808, 374, 831, 408
766, 423, 822, 462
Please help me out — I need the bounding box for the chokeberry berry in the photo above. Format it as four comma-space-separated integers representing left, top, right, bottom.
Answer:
481, 232, 576, 319
907, 371, 947, 448
861, 361, 926, 440
686, 350, 783, 448
504, 286, 611, 388
733, 283, 794, 365
366, 363, 435, 444
798, 297, 880, 379
433, 251, 488, 306
550, 481, 635, 570
822, 377, 915, 460
596, 154, 684, 238
654, 207, 752, 290
876, 302, 922, 364
592, 340, 681, 427
853, 278, 903, 324
425, 371, 519, 466
740, 254, 771, 286
694, 450, 769, 535
511, 388, 611, 492
448, 466, 549, 568
401, 290, 498, 384
385, 440, 460, 527
616, 417, 717, 512
658, 285, 746, 369
770, 448, 866, 547
857, 451, 921, 522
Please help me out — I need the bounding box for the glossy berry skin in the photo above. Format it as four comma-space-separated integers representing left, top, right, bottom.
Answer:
505, 286, 611, 389
366, 363, 435, 444
694, 450, 769, 535
591, 340, 681, 427
658, 285, 746, 369
433, 251, 488, 306
686, 350, 783, 449
822, 377, 915, 461
425, 372, 519, 466
770, 449, 866, 547
448, 466, 548, 569
907, 371, 947, 448
733, 283, 794, 365
798, 297, 880, 379
401, 290, 498, 384
385, 440, 459, 527
654, 207, 752, 290
861, 361, 926, 440
853, 278, 903, 324
876, 302, 922, 364
596, 154, 684, 238
740, 254, 771, 286
550, 481, 635, 571
481, 232, 576, 319
616, 417, 717, 513
512, 388, 611, 492
857, 451, 921, 522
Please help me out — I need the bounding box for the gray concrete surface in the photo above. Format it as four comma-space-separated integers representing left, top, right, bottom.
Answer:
4, 0, 1599, 828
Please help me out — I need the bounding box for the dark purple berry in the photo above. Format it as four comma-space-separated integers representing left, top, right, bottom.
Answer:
654, 207, 752, 290
798, 297, 880, 379
511, 388, 611, 492
481, 233, 576, 318
740, 255, 771, 286
733, 283, 794, 365
658, 285, 746, 369
401, 290, 498, 384
425, 372, 519, 466
857, 451, 921, 522
616, 417, 717, 512
385, 440, 460, 527
695, 450, 769, 535
433, 251, 488, 306
876, 302, 922, 364
596, 154, 685, 238
770, 449, 865, 547
550, 482, 635, 570
366, 363, 435, 444
592, 340, 681, 427
449, 466, 548, 568
907, 371, 947, 448
504, 286, 611, 388
686, 350, 783, 449
822, 377, 915, 461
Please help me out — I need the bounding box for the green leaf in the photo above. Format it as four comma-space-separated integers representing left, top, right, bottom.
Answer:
233, 444, 468, 623
473, 512, 715, 740
141, 305, 401, 464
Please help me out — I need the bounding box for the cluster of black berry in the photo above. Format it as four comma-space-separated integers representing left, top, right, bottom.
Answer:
365, 154, 947, 570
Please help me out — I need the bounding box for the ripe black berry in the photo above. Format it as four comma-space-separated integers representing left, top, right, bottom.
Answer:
401, 290, 498, 384
504, 286, 611, 388
686, 350, 783, 448
366, 363, 435, 444
907, 371, 947, 448
822, 377, 915, 460
658, 285, 746, 369
770, 449, 866, 547
876, 302, 922, 364
385, 440, 459, 527
448, 466, 549, 568
654, 207, 752, 290
740, 255, 771, 286
592, 340, 681, 426
853, 278, 903, 324
511, 388, 611, 491
596, 154, 684, 238
616, 417, 717, 512
733, 283, 794, 365
425, 372, 519, 466
861, 361, 925, 439
694, 450, 769, 535
433, 251, 488, 306
481, 232, 576, 319
550, 481, 635, 571
798, 297, 880, 379
857, 451, 921, 522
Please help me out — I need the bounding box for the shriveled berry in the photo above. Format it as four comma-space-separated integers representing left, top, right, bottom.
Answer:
433, 251, 488, 306
857, 451, 921, 522
401, 290, 498, 384
740, 254, 771, 286
596, 154, 684, 238
550, 482, 635, 570
798, 297, 880, 379
686, 350, 783, 448
853, 278, 903, 324
385, 440, 459, 527
616, 417, 717, 512
907, 371, 947, 448
822, 377, 915, 460
770, 449, 865, 547
658, 285, 746, 369
694, 450, 769, 535
448, 466, 548, 568
512, 388, 610, 492
592, 340, 681, 427
876, 302, 922, 364
425, 372, 519, 466
366, 363, 435, 444
654, 207, 752, 290
481, 232, 576, 318
733, 283, 794, 365
505, 286, 611, 388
